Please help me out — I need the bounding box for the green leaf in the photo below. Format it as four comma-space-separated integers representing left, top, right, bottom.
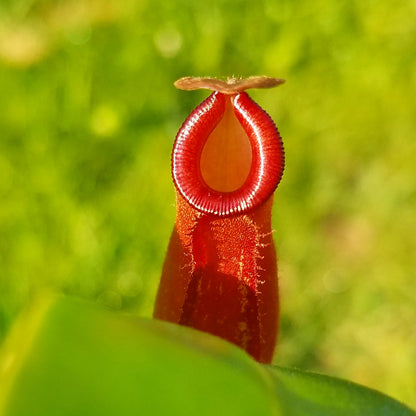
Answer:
268, 366, 414, 416
0, 296, 414, 416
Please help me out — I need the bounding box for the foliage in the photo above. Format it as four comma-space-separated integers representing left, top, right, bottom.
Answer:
0, 296, 414, 415
0, 0, 415, 409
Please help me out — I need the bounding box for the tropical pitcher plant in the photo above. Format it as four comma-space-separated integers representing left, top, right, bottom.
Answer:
154, 76, 285, 363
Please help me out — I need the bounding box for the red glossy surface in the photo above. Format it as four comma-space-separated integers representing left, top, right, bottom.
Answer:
154, 194, 279, 363
172, 91, 284, 216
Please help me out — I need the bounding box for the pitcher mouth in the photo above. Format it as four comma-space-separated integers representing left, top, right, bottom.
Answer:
171, 90, 284, 216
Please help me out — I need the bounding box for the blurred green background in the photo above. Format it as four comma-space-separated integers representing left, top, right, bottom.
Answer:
0, 0, 415, 409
